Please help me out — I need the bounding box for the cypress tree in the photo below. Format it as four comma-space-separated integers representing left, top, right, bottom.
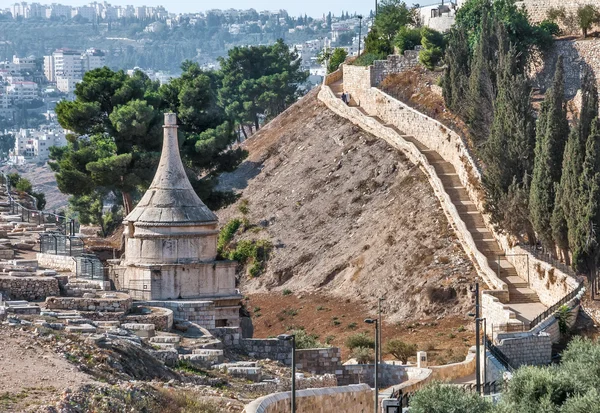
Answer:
466, 9, 495, 145
482, 45, 535, 228
442, 27, 470, 117
529, 57, 569, 248
552, 67, 598, 259
573, 118, 600, 273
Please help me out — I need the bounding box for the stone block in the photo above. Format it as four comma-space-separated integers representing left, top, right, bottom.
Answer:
65, 324, 97, 334
122, 323, 156, 338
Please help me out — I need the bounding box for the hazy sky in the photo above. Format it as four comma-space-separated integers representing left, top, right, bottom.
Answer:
42, 0, 408, 18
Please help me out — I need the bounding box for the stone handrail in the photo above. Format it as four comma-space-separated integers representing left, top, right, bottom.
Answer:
318, 85, 507, 293
243, 383, 372, 413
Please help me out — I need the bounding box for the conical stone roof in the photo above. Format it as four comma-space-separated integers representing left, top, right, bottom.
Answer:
124, 113, 218, 226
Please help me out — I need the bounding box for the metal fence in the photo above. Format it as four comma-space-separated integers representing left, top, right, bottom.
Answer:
486, 337, 515, 372
75, 254, 107, 281
528, 282, 584, 329
519, 243, 577, 278
2, 173, 78, 235
40, 232, 84, 256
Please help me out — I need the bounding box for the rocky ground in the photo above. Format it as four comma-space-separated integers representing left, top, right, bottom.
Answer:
1, 164, 68, 212
218, 88, 478, 344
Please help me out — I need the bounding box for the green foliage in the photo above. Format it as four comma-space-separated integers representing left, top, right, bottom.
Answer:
15, 177, 32, 193
328, 48, 348, 74
384, 339, 417, 363
556, 304, 572, 336
353, 53, 386, 67
351, 346, 374, 364
345, 332, 375, 350
31, 192, 46, 211
282, 289, 292, 296
529, 57, 569, 247
364, 26, 394, 57
373, 0, 415, 42
576, 5, 600, 38
288, 329, 325, 349
218, 39, 309, 131
442, 27, 470, 117
217, 218, 242, 254
419, 47, 443, 70
410, 382, 494, 413
394, 26, 421, 54
0, 134, 15, 158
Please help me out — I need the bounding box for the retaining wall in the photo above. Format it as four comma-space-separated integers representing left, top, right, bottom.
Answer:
36, 253, 76, 272
0, 276, 60, 301
243, 383, 372, 413
372, 52, 419, 86
46, 293, 132, 312
296, 347, 341, 375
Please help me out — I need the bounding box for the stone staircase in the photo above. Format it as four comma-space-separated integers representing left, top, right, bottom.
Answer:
330, 80, 546, 324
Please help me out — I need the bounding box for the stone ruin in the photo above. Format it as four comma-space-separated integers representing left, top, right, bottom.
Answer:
108, 113, 241, 328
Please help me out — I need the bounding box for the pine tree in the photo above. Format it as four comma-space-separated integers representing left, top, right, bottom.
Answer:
573, 118, 600, 273
482, 45, 535, 229
529, 57, 569, 248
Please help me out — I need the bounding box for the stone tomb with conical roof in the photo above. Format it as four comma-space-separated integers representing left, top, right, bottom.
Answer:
109, 113, 241, 328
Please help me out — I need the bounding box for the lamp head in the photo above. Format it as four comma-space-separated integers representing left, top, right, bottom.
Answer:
364, 318, 376, 324
278, 334, 294, 341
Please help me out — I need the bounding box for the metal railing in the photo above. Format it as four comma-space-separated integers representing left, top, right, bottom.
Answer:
528, 282, 584, 329
519, 243, 577, 278
1, 173, 78, 236
40, 232, 84, 256
486, 336, 515, 372
75, 254, 107, 281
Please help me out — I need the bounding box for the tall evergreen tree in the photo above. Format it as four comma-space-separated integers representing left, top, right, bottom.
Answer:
529, 57, 569, 248
573, 119, 600, 273
482, 44, 535, 229
466, 9, 495, 145
442, 27, 470, 117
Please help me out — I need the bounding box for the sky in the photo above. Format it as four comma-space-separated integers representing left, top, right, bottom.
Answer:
28, 0, 430, 19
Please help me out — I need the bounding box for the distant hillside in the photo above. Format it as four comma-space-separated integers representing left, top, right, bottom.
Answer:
217, 88, 477, 322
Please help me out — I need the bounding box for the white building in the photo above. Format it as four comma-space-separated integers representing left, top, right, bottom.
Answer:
417, 2, 457, 32
6, 81, 38, 102
71, 5, 96, 21
44, 49, 83, 92
45, 3, 71, 19
81, 48, 106, 72
56, 77, 81, 93
12, 55, 36, 71
12, 127, 66, 163
0, 89, 12, 119
43, 55, 55, 82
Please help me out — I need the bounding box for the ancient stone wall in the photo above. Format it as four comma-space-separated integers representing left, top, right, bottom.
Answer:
243, 384, 372, 413
517, 0, 599, 25
138, 300, 216, 328
372, 51, 419, 86
122, 306, 174, 331
530, 39, 600, 99
0, 276, 59, 301
296, 347, 341, 375
238, 338, 293, 365
211, 327, 241, 347
46, 293, 132, 312
36, 253, 76, 272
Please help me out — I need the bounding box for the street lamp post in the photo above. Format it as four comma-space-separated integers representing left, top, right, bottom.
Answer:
468, 282, 481, 394
365, 318, 378, 413
278, 334, 296, 413
357, 15, 363, 57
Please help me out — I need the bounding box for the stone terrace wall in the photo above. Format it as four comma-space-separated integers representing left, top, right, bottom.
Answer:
296, 347, 341, 375
372, 51, 419, 86
530, 39, 600, 99
517, 0, 599, 25
238, 338, 293, 365
46, 294, 132, 312
243, 383, 372, 413
36, 253, 76, 272
0, 276, 60, 301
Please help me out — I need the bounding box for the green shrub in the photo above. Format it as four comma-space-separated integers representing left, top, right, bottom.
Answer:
15, 177, 32, 193
419, 47, 443, 70
394, 26, 422, 54
282, 288, 292, 296
289, 329, 326, 349
410, 383, 493, 413
217, 218, 241, 253
238, 199, 249, 215
347, 322, 358, 330
352, 346, 374, 364
346, 332, 375, 350
384, 339, 417, 363
353, 52, 386, 67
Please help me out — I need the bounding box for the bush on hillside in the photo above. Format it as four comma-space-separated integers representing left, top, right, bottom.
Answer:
345, 332, 375, 350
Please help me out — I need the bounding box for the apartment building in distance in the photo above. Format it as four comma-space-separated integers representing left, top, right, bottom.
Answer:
10, 127, 67, 164
44, 48, 105, 93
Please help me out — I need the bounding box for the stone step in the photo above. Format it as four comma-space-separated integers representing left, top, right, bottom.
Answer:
65, 324, 97, 334
149, 335, 181, 344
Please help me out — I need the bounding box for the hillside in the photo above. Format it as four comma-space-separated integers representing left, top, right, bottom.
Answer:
217, 88, 477, 327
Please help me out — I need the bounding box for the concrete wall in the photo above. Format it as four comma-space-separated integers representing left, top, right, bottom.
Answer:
430, 347, 476, 381
243, 384, 372, 413
36, 253, 76, 272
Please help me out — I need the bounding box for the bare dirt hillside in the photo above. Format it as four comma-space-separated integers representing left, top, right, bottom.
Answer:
217, 88, 477, 325
2, 164, 68, 211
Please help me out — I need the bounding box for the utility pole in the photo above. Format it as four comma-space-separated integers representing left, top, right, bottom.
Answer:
357, 15, 363, 56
